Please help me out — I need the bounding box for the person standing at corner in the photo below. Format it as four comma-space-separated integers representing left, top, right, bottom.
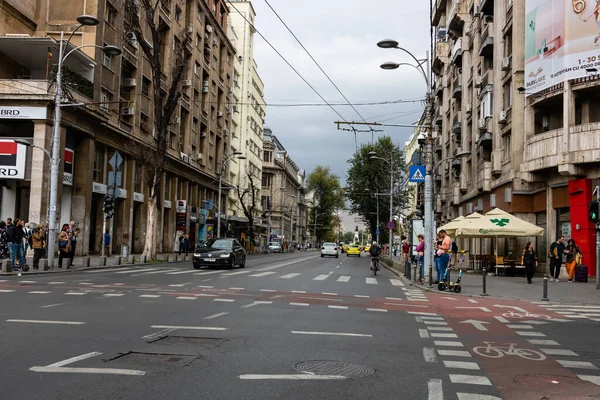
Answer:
7, 219, 25, 270
57, 224, 71, 268
563, 238, 582, 283
181, 234, 190, 256
68, 221, 78, 267
415, 234, 425, 283
437, 230, 452, 282
32, 226, 45, 270
521, 241, 538, 284
548, 236, 565, 282
0, 221, 10, 261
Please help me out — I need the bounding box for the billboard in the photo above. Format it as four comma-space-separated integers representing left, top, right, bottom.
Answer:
525, 0, 600, 94
0, 140, 26, 179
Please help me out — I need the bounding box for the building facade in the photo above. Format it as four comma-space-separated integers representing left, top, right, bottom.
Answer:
431, 0, 600, 274
0, 0, 236, 255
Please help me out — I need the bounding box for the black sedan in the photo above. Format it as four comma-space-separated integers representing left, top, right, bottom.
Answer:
193, 238, 246, 269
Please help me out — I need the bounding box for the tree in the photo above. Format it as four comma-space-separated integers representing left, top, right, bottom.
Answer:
124, 0, 191, 259
346, 136, 407, 245
235, 171, 260, 249
306, 166, 344, 243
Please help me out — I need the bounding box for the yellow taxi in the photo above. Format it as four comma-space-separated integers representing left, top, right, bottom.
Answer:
364, 244, 371, 253
346, 244, 361, 257
341, 243, 349, 253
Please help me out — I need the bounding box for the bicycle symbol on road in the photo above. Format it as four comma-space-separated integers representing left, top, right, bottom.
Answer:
473, 341, 546, 361
502, 311, 551, 320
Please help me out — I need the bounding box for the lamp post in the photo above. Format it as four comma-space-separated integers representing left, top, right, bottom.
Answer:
377, 38, 432, 279
369, 152, 394, 259
217, 151, 245, 238
47, 16, 122, 269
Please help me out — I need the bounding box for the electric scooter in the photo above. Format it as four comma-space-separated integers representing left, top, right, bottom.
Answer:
437, 250, 467, 292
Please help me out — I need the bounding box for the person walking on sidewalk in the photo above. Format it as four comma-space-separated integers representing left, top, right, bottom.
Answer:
549, 236, 565, 282
563, 238, 582, 283
32, 226, 45, 270
7, 219, 25, 270
181, 234, 190, 256
68, 221, 79, 267
57, 224, 71, 268
0, 221, 10, 261
415, 234, 425, 283
521, 241, 538, 284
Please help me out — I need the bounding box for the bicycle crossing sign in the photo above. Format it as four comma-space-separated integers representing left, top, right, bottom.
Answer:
409, 165, 426, 183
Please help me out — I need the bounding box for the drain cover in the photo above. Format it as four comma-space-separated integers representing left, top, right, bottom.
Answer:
293, 361, 374, 378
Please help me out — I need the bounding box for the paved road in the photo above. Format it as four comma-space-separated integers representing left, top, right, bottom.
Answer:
1, 251, 599, 399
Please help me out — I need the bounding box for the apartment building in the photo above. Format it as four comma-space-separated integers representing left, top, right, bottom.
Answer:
261, 128, 307, 246
226, 1, 267, 232
0, 0, 235, 255
431, 0, 600, 275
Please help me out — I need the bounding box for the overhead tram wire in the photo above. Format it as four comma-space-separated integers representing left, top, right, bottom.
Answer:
225, 0, 365, 144
262, 0, 377, 145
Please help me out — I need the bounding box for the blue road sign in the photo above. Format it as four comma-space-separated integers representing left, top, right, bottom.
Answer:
375, 228, 381, 236
409, 165, 426, 183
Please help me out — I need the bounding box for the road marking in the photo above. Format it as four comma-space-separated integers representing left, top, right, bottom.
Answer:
289, 303, 309, 307
522, 320, 550, 325
280, 273, 301, 279
441, 296, 458, 301
151, 325, 227, 331
102, 293, 125, 297
367, 308, 388, 313
578, 375, 600, 385
541, 348, 578, 356
168, 269, 202, 275
260, 289, 276, 292
28, 291, 51, 294
7, 319, 84, 325
449, 375, 492, 386
241, 301, 272, 308
354, 295, 370, 298
528, 339, 560, 346
456, 306, 491, 312
443, 361, 480, 370
457, 394, 501, 400
239, 374, 345, 380
194, 271, 226, 276
229, 287, 244, 290
168, 284, 190, 287
48, 282, 66, 284
516, 331, 545, 337
203, 312, 229, 320
366, 277, 377, 285
337, 276, 351, 282
408, 311, 438, 316
386, 297, 403, 301
431, 333, 458, 338
494, 316, 509, 323
428, 378, 443, 400
30, 366, 145, 375
508, 324, 534, 329
86, 268, 131, 273
45, 352, 101, 367
423, 347, 437, 363
198, 285, 214, 288
292, 290, 306, 293
434, 341, 464, 347
467, 299, 478, 304
459, 320, 489, 331
322, 292, 337, 296
220, 271, 252, 276
115, 268, 155, 274
427, 326, 453, 331
131, 269, 178, 276
139, 294, 161, 298
291, 330, 372, 337
424, 321, 448, 326
328, 272, 334, 275
64, 292, 86, 296
328, 305, 348, 310
437, 350, 471, 357
313, 275, 329, 281
419, 329, 430, 338
142, 328, 175, 339
389, 279, 404, 286
417, 316, 444, 321
0, 289, 15, 293
213, 298, 235, 302
40, 303, 69, 308
557, 360, 598, 369
250, 272, 277, 277
176, 296, 197, 300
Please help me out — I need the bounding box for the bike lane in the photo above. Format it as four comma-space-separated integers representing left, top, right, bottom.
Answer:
427, 294, 600, 399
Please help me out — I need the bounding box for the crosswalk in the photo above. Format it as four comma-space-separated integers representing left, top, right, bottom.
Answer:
534, 303, 600, 321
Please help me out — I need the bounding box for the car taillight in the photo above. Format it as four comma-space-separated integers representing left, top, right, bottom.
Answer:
334, 247, 337, 250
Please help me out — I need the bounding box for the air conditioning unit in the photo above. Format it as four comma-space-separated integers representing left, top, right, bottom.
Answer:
475, 76, 483, 87
180, 152, 190, 163
206, 25, 213, 33
233, 105, 239, 113
202, 81, 209, 93
122, 107, 135, 116
123, 78, 136, 87
474, 5, 480, 14
213, 37, 218, 45
224, 129, 229, 136
478, 118, 486, 130
217, 111, 223, 117
197, 152, 203, 161
182, 80, 192, 87
201, 132, 207, 138
465, 103, 472, 115
501, 57, 511, 71
125, 32, 138, 48
498, 110, 507, 123
185, 26, 193, 34
483, 15, 493, 24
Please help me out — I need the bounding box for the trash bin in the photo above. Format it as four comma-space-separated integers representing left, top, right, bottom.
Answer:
121, 244, 129, 258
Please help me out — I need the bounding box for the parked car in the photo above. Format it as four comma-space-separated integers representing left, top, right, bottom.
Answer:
321, 242, 339, 258
346, 244, 361, 257
268, 241, 282, 253
193, 238, 246, 269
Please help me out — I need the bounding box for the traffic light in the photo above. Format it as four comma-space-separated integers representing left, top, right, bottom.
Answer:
590, 200, 600, 222
103, 197, 115, 219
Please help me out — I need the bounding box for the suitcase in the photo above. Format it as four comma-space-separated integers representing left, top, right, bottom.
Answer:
575, 264, 588, 283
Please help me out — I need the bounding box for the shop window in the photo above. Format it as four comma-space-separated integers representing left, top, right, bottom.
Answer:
557, 207, 571, 241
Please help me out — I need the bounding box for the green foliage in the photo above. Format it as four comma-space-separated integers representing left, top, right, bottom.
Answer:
306, 166, 344, 242
50, 64, 94, 99
341, 231, 355, 243
346, 136, 407, 244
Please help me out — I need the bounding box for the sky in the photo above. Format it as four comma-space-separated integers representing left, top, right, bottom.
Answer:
247, 0, 431, 185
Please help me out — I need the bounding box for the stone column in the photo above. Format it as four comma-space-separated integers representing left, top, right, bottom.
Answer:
70, 136, 94, 256
28, 121, 52, 225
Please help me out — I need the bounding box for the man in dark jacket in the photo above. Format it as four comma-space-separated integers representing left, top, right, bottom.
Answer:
549, 236, 565, 282
7, 219, 25, 270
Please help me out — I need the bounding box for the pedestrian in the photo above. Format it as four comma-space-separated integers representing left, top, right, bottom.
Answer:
563, 238, 582, 283
415, 234, 425, 283
0, 221, 10, 260
181, 234, 190, 256
178, 233, 185, 255
548, 236, 565, 282
7, 218, 25, 270
5, 218, 12, 232
57, 224, 70, 268
433, 233, 443, 283
437, 229, 452, 282
32, 226, 45, 270
24, 222, 32, 255
402, 239, 410, 263
68, 221, 78, 266
103, 229, 111, 256
521, 241, 538, 284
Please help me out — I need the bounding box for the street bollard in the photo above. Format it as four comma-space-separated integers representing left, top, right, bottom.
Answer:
99, 256, 106, 267
481, 267, 489, 296
428, 266, 433, 288
39, 259, 48, 271
541, 274, 549, 301
1, 259, 11, 273
404, 260, 409, 278
115, 257, 121, 266
406, 261, 411, 280
413, 263, 417, 283
139, 255, 147, 264
127, 255, 134, 265
82, 257, 91, 268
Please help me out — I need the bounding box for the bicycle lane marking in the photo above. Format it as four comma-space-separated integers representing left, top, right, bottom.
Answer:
428, 295, 600, 399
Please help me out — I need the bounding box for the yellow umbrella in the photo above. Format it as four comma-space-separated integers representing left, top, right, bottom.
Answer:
437, 215, 464, 237
455, 208, 543, 237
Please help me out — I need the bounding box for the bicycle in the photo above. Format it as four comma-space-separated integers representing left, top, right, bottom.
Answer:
501, 311, 551, 320
473, 341, 546, 361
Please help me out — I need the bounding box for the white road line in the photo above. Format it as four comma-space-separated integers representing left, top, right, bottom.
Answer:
167, 269, 200, 275
494, 316, 509, 323
507, 324, 534, 329
367, 308, 388, 313
47, 352, 102, 367
434, 341, 464, 347
176, 296, 197, 300
241, 301, 272, 308
168, 284, 190, 287
280, 273, 301, 279
139, 294, 161, 298
291, 331, 372, 337
449, 375, 492, 386
198, 285, 214, 288
437, 350, 471, 357
467, 299, 478, 304
260, 289, 276, 292
528, 339, 560, 346
423, 347, 437, 363
220, 271, 252, 276
443, 361, 480, 370
213, 298, 235, 302
30, 366, 146, 375
292, 290, 306, 293
578, 375, 600, 385
322, 292, 337, 296
131, 269, 178, 276
366, 277, 377, 285
418, 316, 445, 321
313, 275, 330, 281
203, 312, 229, 320
239, 374, 345, 380
289, 303, 310, 307
151, 325, 227, 331
566, 315, 588, 319
386, 297, 404, 301
428, 378, 443, 400
431, 333, 458, 338
516, 331, 545, 337
102, 293, 125, 297
337, 276, 351, 282
7, 319, 84, 325
40, 303, 69, 308
28, 291, 51, 294
86, 268, 131, 273
229, 287, 244, 290
0, 289, 15, 293
115, 268, 155, 274
194, 271, 226, 276
541, 348, 578, 356
419, 329, 430, 338
408, 311, 438, 316
250, 272, 277, 277
112, 283, 125, 286
424, 321, 448, 325
64, 292, 86, 296
557, 360, 598, 370
48, 282, 66, 285
427, 326, 453, 331
457, 394, 501, 400
389, 279, 404, 286
328, 305, 348, 310
354, 295, 370, 298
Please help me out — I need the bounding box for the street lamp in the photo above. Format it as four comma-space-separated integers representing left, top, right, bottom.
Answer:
217, 151, 245, 238
368, 152, 395, 259
313, 212, 325, 247
46, 16, 121, 269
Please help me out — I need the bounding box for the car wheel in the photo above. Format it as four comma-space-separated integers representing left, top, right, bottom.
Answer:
229, 255, 235, 269
193, 264, 200, 270
336, 254, 339, 258
240, 256, 246, 268
321, 254, 324, 258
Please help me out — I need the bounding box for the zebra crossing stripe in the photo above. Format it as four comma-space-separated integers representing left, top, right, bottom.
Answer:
313, 275, 329, 281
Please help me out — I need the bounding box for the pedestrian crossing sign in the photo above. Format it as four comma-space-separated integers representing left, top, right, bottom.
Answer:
409, 165, 426, 183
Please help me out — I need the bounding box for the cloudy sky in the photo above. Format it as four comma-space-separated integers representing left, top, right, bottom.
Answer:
246, 0, 431, 184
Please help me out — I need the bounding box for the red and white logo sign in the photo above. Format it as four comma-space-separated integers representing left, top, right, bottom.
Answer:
63, 148, 74, 186
0, 140, 26, 179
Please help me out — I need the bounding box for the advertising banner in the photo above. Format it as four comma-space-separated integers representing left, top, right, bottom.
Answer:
525, 0, 600, 94
0, 140, 26, 179
63, 148, 74, 186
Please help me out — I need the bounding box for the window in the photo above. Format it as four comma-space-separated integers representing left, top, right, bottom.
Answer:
192, 117, 199, 132
106, 2, 118, 26
503, 134, 511, 159
103, 43, 112, 69
195, 61, 201, 75
142, 76, 151, 96
134, 169, 143, 193
93, 147, 105, 182
212, 55, 218, 69
100, 89, 112, 112
169, 132, 176, 149
196, 33, 201, 47
194, 89, 200, 102
175, 5, 182, 21
197, 3, 203, 20
261, 173, 272, 188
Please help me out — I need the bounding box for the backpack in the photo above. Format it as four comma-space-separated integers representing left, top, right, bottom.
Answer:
451, 241, 458, 254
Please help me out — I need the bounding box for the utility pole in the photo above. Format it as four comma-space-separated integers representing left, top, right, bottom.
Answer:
423, 51, 434, 284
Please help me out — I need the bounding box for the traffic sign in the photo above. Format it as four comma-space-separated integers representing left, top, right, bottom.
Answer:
386, 221, 394, 230
375, 228, 381, 236
409, 165, 426, 183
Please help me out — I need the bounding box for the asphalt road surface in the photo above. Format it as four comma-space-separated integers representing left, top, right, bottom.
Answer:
1, 251, 600, 399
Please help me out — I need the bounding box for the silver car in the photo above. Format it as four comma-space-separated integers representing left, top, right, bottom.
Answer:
268, 241, 282, 253
321, 242, 339, 258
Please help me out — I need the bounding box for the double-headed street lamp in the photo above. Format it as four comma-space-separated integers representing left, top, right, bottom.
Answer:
47, 15, 122, 269
368, 152, 395, 258
217, 151, 245, 238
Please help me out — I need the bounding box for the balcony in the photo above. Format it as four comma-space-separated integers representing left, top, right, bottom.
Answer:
522, 128, 562, 172
481, 68, 494, 88
477, 131, 493, 149
491, 149, 503, 177
452, 182, 460, 205
434, 83, 444, 98
433, 41, 449, 74
452, 117, 462, 134
476, 162, 492, 192
452, 84, 462, 99
448, 0, 467, 33
459, 170, 468, 192
435, 113, 443, 126
450, 38, 464, 66
431, 0, 447, 25
479, 22, 494, 57
569, 122, 600, 163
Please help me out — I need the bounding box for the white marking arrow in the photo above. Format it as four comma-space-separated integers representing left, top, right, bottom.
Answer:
459, 320, 490, 331
456, 307, 491, 312
493, 305, 526, 313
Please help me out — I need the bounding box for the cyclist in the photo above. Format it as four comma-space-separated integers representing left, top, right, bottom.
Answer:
369, 241, 381, 271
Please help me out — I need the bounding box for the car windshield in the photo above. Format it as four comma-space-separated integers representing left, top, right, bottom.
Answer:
204, 239, 233, 250
269, 242, 280, 247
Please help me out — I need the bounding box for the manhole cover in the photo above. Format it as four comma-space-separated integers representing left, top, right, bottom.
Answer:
106, 352, 199, 369
149, 336, 227, 349
293, 361, 374, 378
